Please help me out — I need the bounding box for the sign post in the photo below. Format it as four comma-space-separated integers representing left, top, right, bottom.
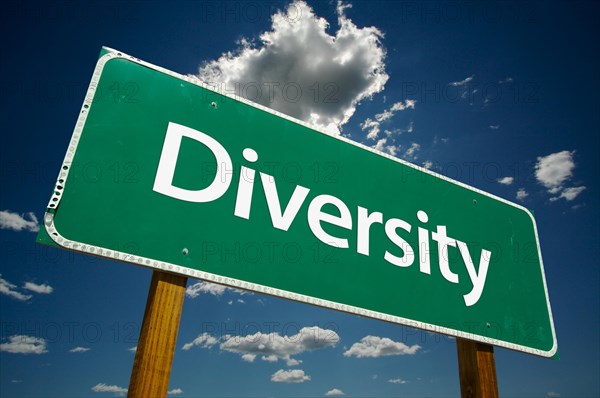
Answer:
128, 271, 187, 397
456, 338, 499, 398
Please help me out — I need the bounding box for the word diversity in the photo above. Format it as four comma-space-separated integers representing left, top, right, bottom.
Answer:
154, 123, 491, 307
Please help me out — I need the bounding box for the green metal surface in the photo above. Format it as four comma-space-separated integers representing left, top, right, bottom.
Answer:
38, 49, 556, 356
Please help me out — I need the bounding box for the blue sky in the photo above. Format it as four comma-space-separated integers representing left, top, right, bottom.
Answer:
1, 1, 598, 397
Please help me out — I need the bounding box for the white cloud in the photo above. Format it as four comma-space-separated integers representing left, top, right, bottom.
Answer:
23, 282, 53, 294
361, 118, 381, 140
219, 326, 339, 364
363, 100, 415, 140
404, 142, 420, 160
286, 357, 302, 366
184, 326, 339, 365
535, 150, 575, 192
371, 138, 400, 156
375, 99, 416, 122
168, 388, 184, 395
547, 392, 560, 397
0, 275, 32, 301
128, 346, 137, 353
385, 145, 399, 156
185, 281, 227, 298
0, 335, 48, 354
372, 137, 387, 152
450, 74, 474, 86
91, 383, 127, 396
197, 0, 388, 133
516, 188, 529, 201
422, 160, 433, 170
550, 186, 586, 202
0, 210, 39, 232
388, 378, 408, 384
241, 353, 257, 362
489, 125, 500, 130
181, 332, 219, 351
69, 346, 90, 353
343, 336, 420, 358
535, 151, 585, 203
497, 176, 514, 185
498, 77, 513, 84
325, 388, 345, 396
185, 281, 250, 298
271, 369, 310, 383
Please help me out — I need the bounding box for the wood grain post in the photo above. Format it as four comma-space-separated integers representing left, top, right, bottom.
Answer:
128, 271, 187, 398
456, 338, 499, 398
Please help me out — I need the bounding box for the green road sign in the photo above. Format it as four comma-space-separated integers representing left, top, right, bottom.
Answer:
38, 47, 557, 357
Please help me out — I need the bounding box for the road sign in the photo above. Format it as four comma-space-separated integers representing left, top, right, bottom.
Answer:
38, 47, 557, 357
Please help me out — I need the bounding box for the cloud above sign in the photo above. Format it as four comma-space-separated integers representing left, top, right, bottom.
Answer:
197, 0, 388, 133
535, 150, 586, 202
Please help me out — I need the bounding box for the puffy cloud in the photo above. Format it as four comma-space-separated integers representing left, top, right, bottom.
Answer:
241, 353, 256, 362
535, 151, 575, 192
271, 369, 310, 383
197, 0, 388, 133
516, 188, 529, 201
550, 186, 586, 202
69, 347, 90, 353
361, 118, 381, 140
385, 145, 399, 156
325, 388, 345, 396
497, 176, 514, 185
91, 383, 127, 396
373, 137, 388, 152
404, 142, 420, 160
0, 210, 39, 232
220, 326, 338, 364
388, 378, 408, 384
0, 335, 48, 354
343, 336, 420, 358
422, 160, 433, 170
181, 332, 219, 351
182, 326, 338, 366
286, 357, 302, 366
23, 282, 53, 294
168, 388, 183, 395
535, 151, 586, 202
0, 275, 32, 301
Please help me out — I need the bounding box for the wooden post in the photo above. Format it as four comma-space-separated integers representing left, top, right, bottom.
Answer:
456, 338, 499, 398
128, 271, 187, 398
